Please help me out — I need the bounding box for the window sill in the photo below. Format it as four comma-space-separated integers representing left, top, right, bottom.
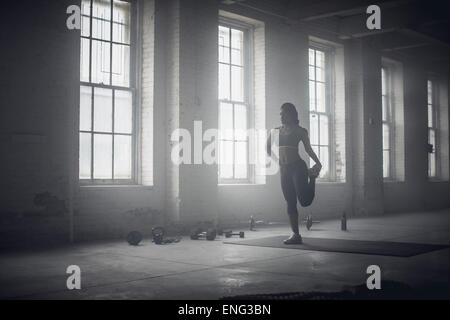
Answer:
218, 183, 265, 186
316, 179, 346, 185
79, 184, 154, 190
383, 179, 405, 184
428, 178, 449, 183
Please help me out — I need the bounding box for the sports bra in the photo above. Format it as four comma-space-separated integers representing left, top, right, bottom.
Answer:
277, 126, 302, 148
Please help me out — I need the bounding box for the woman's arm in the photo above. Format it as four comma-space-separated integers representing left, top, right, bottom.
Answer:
301, 128, 322, 168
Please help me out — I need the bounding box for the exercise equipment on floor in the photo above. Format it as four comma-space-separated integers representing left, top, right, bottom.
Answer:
303, 215, 320, 230
127, 230, 142, 246
249, 216, 255, 231
224, 230, 245, 238
190, 228, 217, 240
152, 226, 182, 244
341, 212, 347, 231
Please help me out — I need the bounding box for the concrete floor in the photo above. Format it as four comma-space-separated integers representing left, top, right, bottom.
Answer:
1, 209, 450, 300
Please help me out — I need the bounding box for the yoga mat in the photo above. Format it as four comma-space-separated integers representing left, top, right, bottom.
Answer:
224, 236, 450, 257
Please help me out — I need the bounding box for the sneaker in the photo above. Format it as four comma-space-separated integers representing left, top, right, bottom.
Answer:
283, 233, 303, 245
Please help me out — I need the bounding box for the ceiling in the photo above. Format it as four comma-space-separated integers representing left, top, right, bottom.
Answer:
221, 0, 450, 67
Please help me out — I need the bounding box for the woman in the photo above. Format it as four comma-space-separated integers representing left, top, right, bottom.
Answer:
267, 103, 322, 244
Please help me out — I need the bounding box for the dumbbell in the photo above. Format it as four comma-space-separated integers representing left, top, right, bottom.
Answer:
152, 226, 165, 244
190, 228, 217, 241
224, 230, 245, 238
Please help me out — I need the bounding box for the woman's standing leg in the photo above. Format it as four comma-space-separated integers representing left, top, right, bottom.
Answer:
280, 165, 303, 244
280, 165, 298, 233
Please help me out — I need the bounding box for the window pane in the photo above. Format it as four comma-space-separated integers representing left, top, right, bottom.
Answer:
382, 123, 390, 150
234, 104, 247, 141
316, 82, 326, 112
219, 63, 230, 100
308, 49, 315, 65
309, 114, 319, 145
79, 133, 91, 179
309, 81, 315, 111
219, 26, 230, 47
315, 50, 324, 68
94, 87, 113, 132
91, 40, 111, 85
231, 66, 244, 102
112, 0, 130, 44
219, 45, 230, 64
112, 44, 130, 87
429, 128, 435, 147
219, 102, 233, 140
114, 135, 132, 179
81, 0, 90, 36
382, 96, 387, 121
231, 48, 242, 66
81, 15, 90, 37
319, 146, 329, 178
80, 38, 90, 82
381, 68, 387, 96
316, 67, 325, 82
114, 90, 132, 134
231, 29, 243, 50
383, 150, 390, 178
429, 153, 436, 177
427, 81, 432, 104
92, 17, 111, 41
93, 134, 112, 179
428, 105, 433, 128
319, 115, 329, 146
93, 0, 111, 20
234, 141, 247, 179
81, 0, 91, 15
309, 66, 315, 81
80, 86, 92, 131
219, 140, 233, 179
309, 145, 319, 167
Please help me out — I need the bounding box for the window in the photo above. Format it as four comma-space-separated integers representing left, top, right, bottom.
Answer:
426, 77, 450, 181
218, 23, 250, 182
381, 58, 405, 181
308, 47, 332, 179
79, 0, 135, 183
381, 67, 393, 179
428, 79, 438, 178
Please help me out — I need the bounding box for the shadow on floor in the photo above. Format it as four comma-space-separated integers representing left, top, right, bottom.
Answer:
221, 281, 450, 300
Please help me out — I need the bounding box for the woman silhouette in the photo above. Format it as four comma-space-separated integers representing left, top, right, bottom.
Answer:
267, 103, 322, 244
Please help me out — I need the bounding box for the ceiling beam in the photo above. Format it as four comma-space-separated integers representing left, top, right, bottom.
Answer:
382, 42, 430, 52
400, 28, 450, 49
286, 0, 412, 22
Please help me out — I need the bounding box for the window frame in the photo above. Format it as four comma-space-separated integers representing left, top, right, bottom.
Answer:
218, 18, 254, 184
381, 64, 396, 180
427, 78, 440, 179
308, 43, 336, 181
79, 0, 138, 185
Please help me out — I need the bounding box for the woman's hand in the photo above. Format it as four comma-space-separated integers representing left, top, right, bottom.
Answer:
316, 162, 322, 171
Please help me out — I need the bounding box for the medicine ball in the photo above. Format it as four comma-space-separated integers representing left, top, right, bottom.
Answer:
126, 231, 142, 246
